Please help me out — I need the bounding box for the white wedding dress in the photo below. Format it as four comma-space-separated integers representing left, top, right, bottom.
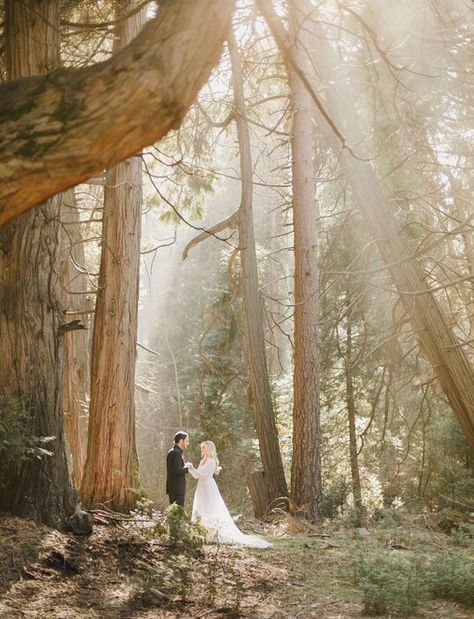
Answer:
188, 458, 271, 548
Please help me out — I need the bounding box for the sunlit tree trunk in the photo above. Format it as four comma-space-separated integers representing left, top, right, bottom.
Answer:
324, 73, 474, 456
0, 0, 74, 526
265, 210, 285, 377
81, 1, 144, 510
228, 31, 288, 509
287, 0, 322, 523
61, 189, 91, 489
258, 0, 474, 452
343, 293, 365, 525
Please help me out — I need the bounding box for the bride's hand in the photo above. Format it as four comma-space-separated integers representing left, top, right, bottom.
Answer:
184, 462, 193, 468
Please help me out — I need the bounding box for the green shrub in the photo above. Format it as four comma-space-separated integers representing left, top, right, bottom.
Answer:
165, 504, 207, 549
449, 526, 474, 548
353, 548, 474, 615
0, 396, 55, 464
353, 551, 429, 616
370, 506, 403, 528
431, 552, 474, 605
322, 477, 350, 519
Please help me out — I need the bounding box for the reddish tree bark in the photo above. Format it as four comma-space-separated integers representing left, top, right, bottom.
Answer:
0, 0, 234, 226
61, 189, 90, 490
288, 0, 322, 523
81, 0, 144, 510
0, 0, 74, 526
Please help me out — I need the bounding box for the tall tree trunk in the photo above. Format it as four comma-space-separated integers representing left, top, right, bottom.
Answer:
61, 189, 91, 489
257, 0, 474, 452
0, 0, 73, 526
344, 293, 365, 525
81, 1, 144, 510
288, 0, 322, 523
228, 31, 288, 507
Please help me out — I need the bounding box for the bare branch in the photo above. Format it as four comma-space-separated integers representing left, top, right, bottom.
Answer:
182, 210, 239, 260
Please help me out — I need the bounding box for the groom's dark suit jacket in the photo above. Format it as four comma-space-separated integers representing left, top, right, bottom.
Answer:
166, 444, 188, 496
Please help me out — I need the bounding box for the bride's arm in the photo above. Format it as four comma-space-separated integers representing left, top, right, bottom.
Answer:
187, 459, 215, 479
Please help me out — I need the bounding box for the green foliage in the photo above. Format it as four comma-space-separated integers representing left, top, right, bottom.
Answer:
193, 279, 259, 512
423, 415, 474, 512
340, 505, 368, 529
449, 526, 474, 548
0, 396, 55, 465
370, 506, 404, 528
165, 504, 207, 549
431, 552, 474, 605
322, 477, 350, 519
353, 551, 429, 616
353, 548, 474, 615
143, 106, 219, 225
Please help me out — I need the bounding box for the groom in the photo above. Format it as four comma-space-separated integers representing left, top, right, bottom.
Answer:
166, 431, 189, 507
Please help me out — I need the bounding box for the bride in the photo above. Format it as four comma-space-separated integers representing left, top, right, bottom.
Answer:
186, 441, 271, 549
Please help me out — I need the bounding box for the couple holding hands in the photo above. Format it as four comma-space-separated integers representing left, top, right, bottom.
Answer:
166, 431, 270, 548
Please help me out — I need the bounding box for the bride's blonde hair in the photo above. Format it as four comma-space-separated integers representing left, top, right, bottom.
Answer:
201, 440, 221, 475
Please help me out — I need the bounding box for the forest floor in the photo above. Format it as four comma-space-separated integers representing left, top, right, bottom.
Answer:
0, 511, 473, 619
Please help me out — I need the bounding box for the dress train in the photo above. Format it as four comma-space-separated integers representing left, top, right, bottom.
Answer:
188, 458, 271, 549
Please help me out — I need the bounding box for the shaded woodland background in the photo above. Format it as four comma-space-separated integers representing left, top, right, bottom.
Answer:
0, 0, 473, 531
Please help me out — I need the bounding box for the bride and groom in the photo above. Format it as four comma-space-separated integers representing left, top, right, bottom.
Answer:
166, 431, 270, 548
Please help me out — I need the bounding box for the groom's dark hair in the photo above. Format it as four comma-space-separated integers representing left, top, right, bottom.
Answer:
174, 431, 188, 444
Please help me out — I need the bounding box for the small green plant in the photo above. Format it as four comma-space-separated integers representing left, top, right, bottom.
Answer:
340, 504, 367, 528
0, 396, 55, 464
449, 526, 473, 548
205, 546, 219, 606
430, 551, 474, 605
352, 547, 474, 615
173, 553, 192, 602
165, 504, 207, 549
353, 551, 429, 616
370, 506, 403, 528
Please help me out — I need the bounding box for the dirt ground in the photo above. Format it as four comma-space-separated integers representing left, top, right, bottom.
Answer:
0, 514, 472, 618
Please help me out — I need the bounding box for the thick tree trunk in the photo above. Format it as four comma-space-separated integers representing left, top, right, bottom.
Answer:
288, 0, 322, 523
247, 471, 272, 519
60, 189, 91, 489
455, 198, 474, 340
81, 1, 144, 511
228, 32, 288, 508
0, 0, 234, 226
0, 0, 74, 527
258, 0, 474, 452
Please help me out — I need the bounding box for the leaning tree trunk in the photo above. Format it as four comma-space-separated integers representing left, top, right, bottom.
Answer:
288, 0, 322, 523
228, 31, 288, 508
81, 0, 144, 510
60, 189, 91, 489
0, 0, 73, 526
452, 192, 474, 341
257, 0, 474, 452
